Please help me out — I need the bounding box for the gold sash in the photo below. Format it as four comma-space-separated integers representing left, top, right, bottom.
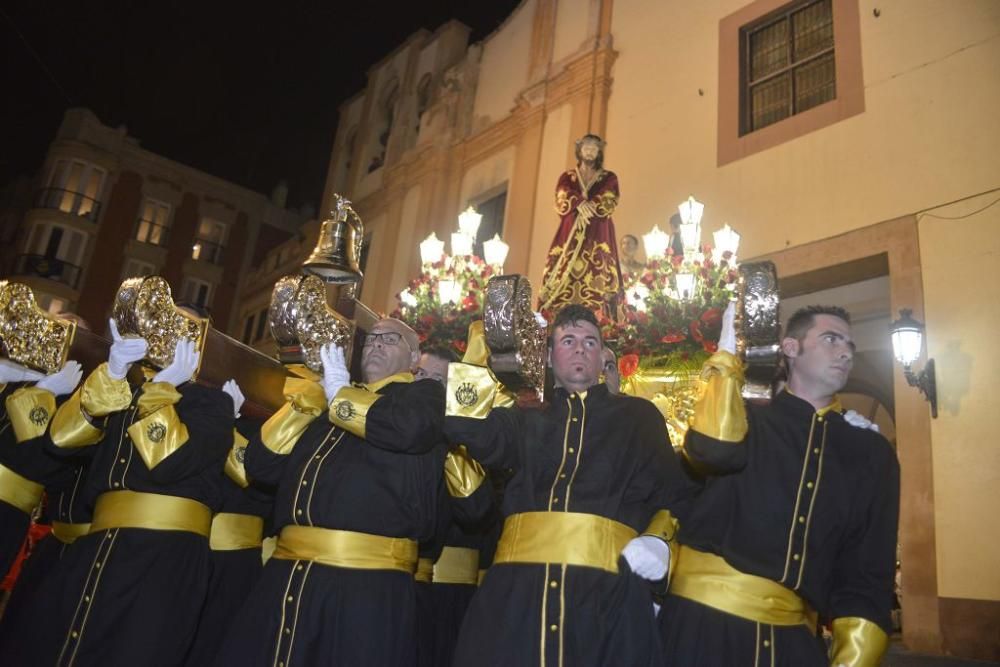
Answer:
670, 545, 818, 631
89, 490, 212, 537
271, 525, 417, 574
415, 557, 434, 583
209, 513, 265, 551
494, 512, 637, 574
51, 521, 91, 544
433, 546, 480, 585
0, 463, 44, 514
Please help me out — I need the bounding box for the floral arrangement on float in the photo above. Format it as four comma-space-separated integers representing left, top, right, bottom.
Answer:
606, 196, 742, 445
390, 207, 510, 356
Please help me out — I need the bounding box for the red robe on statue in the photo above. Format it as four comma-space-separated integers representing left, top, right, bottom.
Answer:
538, 168, 624, 317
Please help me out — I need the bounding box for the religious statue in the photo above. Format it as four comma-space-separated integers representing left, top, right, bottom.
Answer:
538, 134, 624, 318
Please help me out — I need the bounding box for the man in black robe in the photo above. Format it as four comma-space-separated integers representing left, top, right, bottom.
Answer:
661, 305, 899, 666
214, 317, 445, 666
444, 304, 698, 667
0, 322, 233, 666
0, 359, 82, 579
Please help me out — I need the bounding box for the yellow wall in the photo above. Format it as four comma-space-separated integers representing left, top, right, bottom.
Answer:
472, 0, 537, 126
919, 191, 1000, 600
552, 0, 592, 63
603, 0, 1000, 259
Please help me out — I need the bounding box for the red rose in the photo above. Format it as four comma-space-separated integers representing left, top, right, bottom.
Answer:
660, 332, 685, 344
619, 354, 640, 379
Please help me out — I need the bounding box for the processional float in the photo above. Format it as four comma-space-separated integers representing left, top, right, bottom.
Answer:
0, 195, 378, 419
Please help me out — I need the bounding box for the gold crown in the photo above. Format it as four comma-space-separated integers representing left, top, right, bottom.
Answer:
268, 274, 354, 372
0, 281, 77, 373
112, 277, 209, 373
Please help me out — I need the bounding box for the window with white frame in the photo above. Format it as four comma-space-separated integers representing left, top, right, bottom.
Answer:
180, 277, 214, 309
192, 218, 227, 264
41, 159, 107, 220
136, 198, 171, 245
25, 222, 87, 266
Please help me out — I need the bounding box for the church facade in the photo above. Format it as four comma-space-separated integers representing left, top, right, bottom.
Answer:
317, 1, 1000, 659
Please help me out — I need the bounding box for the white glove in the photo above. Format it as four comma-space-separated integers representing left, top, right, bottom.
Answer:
718, 301, 737, 355
36, 361, 83, 398
0, 358, 44, 384
107, 318, 148, 380
843, 409, 880, 433
222, 379, 245, 419
621, 535, 671, 581
319, 343, 351, 403
152, 339, 199, 387
533, 311, 548, 329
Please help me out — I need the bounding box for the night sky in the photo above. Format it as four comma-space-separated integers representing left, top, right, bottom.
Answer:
2, 1, 522, 210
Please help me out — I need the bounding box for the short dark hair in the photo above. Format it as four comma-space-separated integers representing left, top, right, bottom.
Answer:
784, 305, 851, 343
549, 304, 601, 347
421, 344, 459, 363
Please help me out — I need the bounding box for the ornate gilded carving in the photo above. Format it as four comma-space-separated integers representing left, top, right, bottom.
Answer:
112, 277, 209, 373
736, 261, 781, 401
268, 275, 354, 373
483, 275, 546, 397
0, 281, 77, 373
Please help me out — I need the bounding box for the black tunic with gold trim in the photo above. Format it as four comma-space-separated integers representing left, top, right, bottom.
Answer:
0, 457, 91, 640
0, 364, 233, 667
660, 351, 900, 667
214, 373, 445, 667
184, 418, 273, 666
0, 383, 81, 579
444, 383, 698, 667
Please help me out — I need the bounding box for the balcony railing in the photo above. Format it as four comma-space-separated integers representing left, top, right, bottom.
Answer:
135, 220, 170, 246
13, 254, 82, 289
191, 238, 225, 265
33, 188, 102, 222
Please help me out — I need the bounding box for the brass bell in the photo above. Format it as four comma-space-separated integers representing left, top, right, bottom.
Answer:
303, 194, 364, 284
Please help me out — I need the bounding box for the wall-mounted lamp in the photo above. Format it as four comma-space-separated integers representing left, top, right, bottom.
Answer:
889, 308, 937, 418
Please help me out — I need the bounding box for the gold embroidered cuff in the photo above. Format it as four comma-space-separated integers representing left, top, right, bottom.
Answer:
446, 363, 499, 419
433, 546, 480, 585
5, 386, 56, 442
209, 512, 264, 551
50, 389, 104, 448
0, 463, 44, 514
444, 445, 486, 497
225, 429, 250, 488
829, 617, 889, 667
329, 386, 380, 439
260, 378, 327, 455
643, 509, 679, 544
690, 350, 748, 442
81, 363, 132, 417
285, 377, 327, 415
127, 404, 190, 470
135, 381, 182, 418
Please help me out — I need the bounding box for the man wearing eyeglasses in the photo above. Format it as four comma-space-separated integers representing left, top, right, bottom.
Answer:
216, 317, 446, 667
